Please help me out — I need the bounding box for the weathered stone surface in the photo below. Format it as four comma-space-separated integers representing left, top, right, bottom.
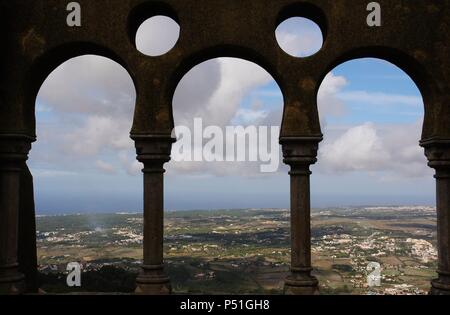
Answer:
0, 0, 448, 140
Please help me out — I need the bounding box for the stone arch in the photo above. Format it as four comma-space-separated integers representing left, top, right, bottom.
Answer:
24, 42, 137, 139
166, 46, 287, 132
316, 53, 436, 294
317, 46, 437, 141
20, 49, 138, 293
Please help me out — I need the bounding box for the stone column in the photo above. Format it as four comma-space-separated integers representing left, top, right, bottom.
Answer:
422, 139, 450, 295
18, 163, 38, 293
281, 137, 321, 295
132, 135, 175, 295
0, 134, 33, 294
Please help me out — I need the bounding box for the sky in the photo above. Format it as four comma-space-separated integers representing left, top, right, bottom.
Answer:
30, 17, 434, 214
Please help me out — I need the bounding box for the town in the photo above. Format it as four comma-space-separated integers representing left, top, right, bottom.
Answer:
36, 206, 437, 294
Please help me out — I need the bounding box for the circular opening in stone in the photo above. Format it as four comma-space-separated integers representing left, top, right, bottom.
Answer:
275, 17, 324, 58
135, 15, 180, 57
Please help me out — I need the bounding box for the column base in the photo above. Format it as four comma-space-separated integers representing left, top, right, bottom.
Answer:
0, 267, 26, 295
135, 265, 172, 295
430, 278, 450, 295
284, 270, 319, 295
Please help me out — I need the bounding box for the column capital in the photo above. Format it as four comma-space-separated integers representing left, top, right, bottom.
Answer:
420, 138, 450, 171
280, 136, 322, 169
131, 134, 176, 165
0, 134, 35, 168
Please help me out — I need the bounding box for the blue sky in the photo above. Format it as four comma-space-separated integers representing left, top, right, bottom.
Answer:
30, 17, 434, 214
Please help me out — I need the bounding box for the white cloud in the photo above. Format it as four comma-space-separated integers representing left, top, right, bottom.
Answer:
173, 58, 273, 128
337, 91, 423, 107
318, 121, 431, 179
275, 17, 323, 57
320, 123, 391, 172
37, 56, 135, 116
118, 151, 143, 176
317, 73, 349, 127
64, 115, 133, 157
33, 170, 77, 178
136, 16, 180, 56
232, 108, 269, 125
95, 160, 117, 174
